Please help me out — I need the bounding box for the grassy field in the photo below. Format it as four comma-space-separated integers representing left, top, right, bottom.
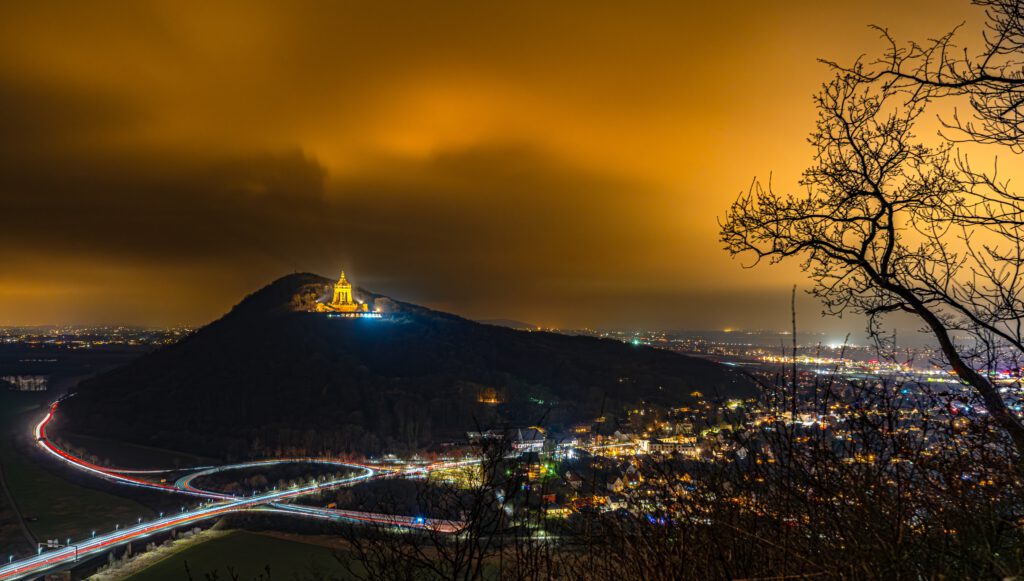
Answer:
127, 531, 354, 581
0, 465, 28, 553
0, 389, 47, 421
0, 390, 154, 544
0, 444, 154, 542
0, 391, 39, 551
57, 432, 218, 471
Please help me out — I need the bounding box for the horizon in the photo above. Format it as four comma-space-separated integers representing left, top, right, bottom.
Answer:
0, 266, 927, 343
0, 0, 981, 336
3, 2, 1024, 577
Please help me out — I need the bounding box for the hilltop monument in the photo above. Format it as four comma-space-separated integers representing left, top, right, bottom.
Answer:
316, 271, 374, 316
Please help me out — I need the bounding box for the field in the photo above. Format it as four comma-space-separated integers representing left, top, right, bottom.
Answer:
57, 432, 217, 471
127, 531, 354, 581
0, 443, 154, 543
191, 463, 359, 496
0, 390, 154, 547
0, 462, 27, 554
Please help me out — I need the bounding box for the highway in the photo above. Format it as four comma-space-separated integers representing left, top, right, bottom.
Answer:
0, 399, 468, 580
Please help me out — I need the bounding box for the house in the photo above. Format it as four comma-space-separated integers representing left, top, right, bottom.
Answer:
607, 476, 625, 493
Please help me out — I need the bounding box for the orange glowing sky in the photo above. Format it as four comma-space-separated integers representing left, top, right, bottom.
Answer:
0, 0, 978, 331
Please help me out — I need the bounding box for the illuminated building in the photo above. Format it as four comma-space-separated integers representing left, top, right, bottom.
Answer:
316, 271, 380, 318
477, 387, 502, 404
2, 375, 47, 391
513, 427, 546, 452
544, 505, 571, 518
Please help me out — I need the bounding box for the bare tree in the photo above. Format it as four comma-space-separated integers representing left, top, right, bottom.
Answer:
720, 47, 1024, 451
337, 438, 527, 581
828, 0, 1024, 151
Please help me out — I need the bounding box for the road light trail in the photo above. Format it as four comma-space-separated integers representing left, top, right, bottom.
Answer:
0, 456, 377, 580
268, 504, 467, 533
1, 398, 474, 581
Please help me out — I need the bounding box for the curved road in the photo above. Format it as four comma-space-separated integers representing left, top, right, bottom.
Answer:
0, 398, 469, 581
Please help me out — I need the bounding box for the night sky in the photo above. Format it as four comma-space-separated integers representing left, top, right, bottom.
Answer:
0, 1, 973, 331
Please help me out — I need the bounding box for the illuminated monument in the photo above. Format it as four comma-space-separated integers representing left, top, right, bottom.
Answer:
316, 271, 380, 317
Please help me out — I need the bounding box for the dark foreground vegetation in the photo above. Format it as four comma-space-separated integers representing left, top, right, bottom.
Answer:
192, 1, 1024, 578
190, 463, 359, 497
173, 374, 1018, 581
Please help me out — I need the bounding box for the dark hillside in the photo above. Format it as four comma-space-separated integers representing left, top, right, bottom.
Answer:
60, 274, 755, 459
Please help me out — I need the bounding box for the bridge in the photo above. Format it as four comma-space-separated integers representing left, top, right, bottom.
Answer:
0, 399, 469, 580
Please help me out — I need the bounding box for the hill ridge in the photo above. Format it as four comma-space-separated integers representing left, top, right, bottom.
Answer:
60, 274, 755, 459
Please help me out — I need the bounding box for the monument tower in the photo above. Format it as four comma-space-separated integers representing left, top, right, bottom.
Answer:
317, 270, 373, 316
332, 271, 355, 307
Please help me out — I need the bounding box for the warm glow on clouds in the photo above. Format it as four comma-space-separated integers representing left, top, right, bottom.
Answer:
0, 0, 980, 330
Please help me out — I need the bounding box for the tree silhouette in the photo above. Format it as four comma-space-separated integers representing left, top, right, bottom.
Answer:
720, 0, 1024, 452
828, 0, 1024, 151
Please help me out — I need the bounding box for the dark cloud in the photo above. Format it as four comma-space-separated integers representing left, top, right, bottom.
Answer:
0, 138, 674, 325
0, 79, 144, 155
0, 0, 977, 331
